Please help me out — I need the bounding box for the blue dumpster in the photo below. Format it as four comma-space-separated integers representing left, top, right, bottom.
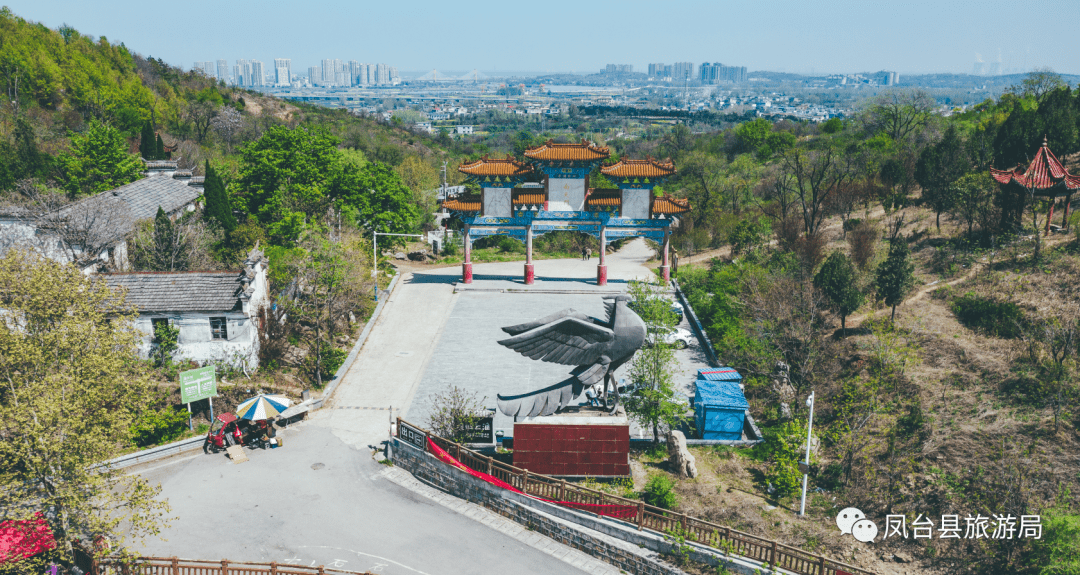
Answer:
694, 368, 747, 440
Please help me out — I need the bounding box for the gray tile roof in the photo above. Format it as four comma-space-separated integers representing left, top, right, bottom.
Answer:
105, 174, 202, 222
102, 271, 244, 313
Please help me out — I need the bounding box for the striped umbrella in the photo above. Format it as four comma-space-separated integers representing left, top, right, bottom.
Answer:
236, 394, 292, 421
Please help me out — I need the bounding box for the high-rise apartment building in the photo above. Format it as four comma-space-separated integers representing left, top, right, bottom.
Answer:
374, 63, 387, 85
320, 59, 334, 86
348, 61, 360, 86
604, 64, 633, 74
233, 59, 249, 86
389, 67, 399, 83
699, 62, 746, 84
274, 58, 291, 86
250, 60, 265, 87
216, 59, 228, 82
308, 66, 320, 85
672, 62, 694, 80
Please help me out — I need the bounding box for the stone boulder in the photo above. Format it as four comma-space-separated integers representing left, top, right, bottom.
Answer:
667, 430, 697, 478
407, 250, 428, 262
394, 252, 406, 260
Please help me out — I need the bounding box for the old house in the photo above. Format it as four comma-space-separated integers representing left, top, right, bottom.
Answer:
0, 160, 202, 271
103, 247, 269, 370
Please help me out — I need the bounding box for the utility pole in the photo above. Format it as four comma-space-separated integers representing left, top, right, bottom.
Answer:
799, 391, 815, 516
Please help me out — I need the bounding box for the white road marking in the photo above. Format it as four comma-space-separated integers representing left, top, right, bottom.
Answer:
297, 546, 433, 575
124, 454, 202, 477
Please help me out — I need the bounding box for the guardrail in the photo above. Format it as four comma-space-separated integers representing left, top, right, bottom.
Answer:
398, 417, 873, 575
671, 279, 719, 368
96, 557, 374, 575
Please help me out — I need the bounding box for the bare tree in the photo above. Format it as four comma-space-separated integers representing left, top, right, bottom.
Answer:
185, 100, 216, 144
860, 89, 935, 142
756, 169, 799, 222
4, 180, 131, 269
1006, 67, 1066, 103
781, 145, 851, 237
211, 106, 243, 151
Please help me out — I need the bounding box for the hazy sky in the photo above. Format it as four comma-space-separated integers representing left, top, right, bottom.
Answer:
4, 0, 1079, 77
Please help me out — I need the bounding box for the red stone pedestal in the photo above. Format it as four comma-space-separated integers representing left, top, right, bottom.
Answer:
596, 264, 608, 286
660, 265, 670, 286
512, 421, 630, 477
462, 263, 473, 284
524, 263, 535, 285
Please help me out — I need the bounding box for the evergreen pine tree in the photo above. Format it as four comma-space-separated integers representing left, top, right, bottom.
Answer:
155, 134, 165, 160
202, 161, 237, 232
875, 235, 916, 322
151, 207, 187, 271
814, 251, 864, 336
139, 120, 154, 160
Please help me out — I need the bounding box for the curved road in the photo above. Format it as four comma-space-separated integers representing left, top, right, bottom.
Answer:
132, 241, 658, 575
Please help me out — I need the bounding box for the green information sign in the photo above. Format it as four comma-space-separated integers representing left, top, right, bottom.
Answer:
180, 366, 217, 403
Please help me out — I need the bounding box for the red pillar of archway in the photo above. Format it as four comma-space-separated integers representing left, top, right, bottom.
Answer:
597, 226, 608, 286
524, 226, 535, 285
462, 224, 473, 284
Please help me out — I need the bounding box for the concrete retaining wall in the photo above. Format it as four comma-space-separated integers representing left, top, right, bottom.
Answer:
390, 437, 777, 575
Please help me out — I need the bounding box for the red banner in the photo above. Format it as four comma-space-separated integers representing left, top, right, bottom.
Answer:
427, 438, 638, 520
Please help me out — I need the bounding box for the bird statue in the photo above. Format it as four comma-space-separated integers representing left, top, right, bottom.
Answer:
495, 294, 646, 417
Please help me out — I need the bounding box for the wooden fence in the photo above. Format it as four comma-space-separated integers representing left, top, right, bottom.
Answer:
400, 418, 874, 575
96, 558, 374, 575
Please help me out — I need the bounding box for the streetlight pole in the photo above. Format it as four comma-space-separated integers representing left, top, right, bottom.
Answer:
373, 231, 424, 301
799, 390, 815, 516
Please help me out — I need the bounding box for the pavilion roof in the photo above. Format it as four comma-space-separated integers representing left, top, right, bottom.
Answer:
458, 155, 534, 178
512, 190, 546, 205
524, 139, 610, 162
651, 195, 692, 215
991, 139, 1080, 192
600, 157, 677, 179
584, 189, 621, 209
442, 194, 481, 212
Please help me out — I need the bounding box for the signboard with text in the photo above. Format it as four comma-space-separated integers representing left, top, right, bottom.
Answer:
398, 420, 427, 450
180, 366, 217, 404
460, 417, 494, 444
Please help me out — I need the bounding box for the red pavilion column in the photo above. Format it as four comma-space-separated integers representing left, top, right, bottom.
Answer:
462, 224, 473, 284
524, 225, 535, 285
660, 228, 671, 286
597, 226, 607, 286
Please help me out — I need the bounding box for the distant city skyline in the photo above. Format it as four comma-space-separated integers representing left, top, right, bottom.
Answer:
4, 0, 1078, 77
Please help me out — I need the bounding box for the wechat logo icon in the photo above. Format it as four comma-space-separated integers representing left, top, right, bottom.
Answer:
836, 507, 878, 543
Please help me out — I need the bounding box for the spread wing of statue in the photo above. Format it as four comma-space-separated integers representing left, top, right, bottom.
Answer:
496, 294, 646, 417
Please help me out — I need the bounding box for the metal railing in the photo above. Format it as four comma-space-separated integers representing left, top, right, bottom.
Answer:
398, 417, 874, 575
96, 558, 373, 575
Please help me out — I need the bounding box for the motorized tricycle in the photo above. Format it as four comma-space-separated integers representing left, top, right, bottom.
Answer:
203, 412, 275, 453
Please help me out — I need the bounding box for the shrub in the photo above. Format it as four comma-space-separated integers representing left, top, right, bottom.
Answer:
764, 419, 811, 499
847, 220, 879, 269
842, 218, 862, 233
317, 347, 348, 378
951, 292, 1026, 338
643, 474, 678, 509
729, 217, 770, 256
132, 406, 189, 447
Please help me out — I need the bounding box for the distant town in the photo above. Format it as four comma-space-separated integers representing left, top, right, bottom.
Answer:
190, 58, 1080, 128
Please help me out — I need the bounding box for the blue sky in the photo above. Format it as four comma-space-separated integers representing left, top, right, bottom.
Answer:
4, 0, 1079, 76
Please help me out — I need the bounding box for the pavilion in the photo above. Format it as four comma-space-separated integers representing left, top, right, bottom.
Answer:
991, 138, 1080, 235
444, 141, 690, 285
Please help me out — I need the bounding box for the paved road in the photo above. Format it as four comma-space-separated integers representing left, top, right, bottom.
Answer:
131, 239, 708, 572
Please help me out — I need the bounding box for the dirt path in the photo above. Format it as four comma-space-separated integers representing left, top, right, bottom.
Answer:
846, 232, 1074, 328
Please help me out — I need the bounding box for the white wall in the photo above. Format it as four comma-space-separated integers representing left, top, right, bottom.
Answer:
134, 311, 259, 371
482, 188, 512, 217
621, 189, 650, 219
547, 178, 585, 211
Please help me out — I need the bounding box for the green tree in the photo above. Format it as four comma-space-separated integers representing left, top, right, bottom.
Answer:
948, 173, 998, 237
155, 133, 165, 160
336, 161, 424, 235
202, 160, 236, 232
151, 319, 179, 367
0, 250, 168, 565
624, 280, 684, 444
139, 119, 154, 159
814, 251, 864, 336
12, 115, 48, 181
915, 125, 969, 230
236, 125, 343, 244
56, 119, 142, 198
875, 236, 916, 322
